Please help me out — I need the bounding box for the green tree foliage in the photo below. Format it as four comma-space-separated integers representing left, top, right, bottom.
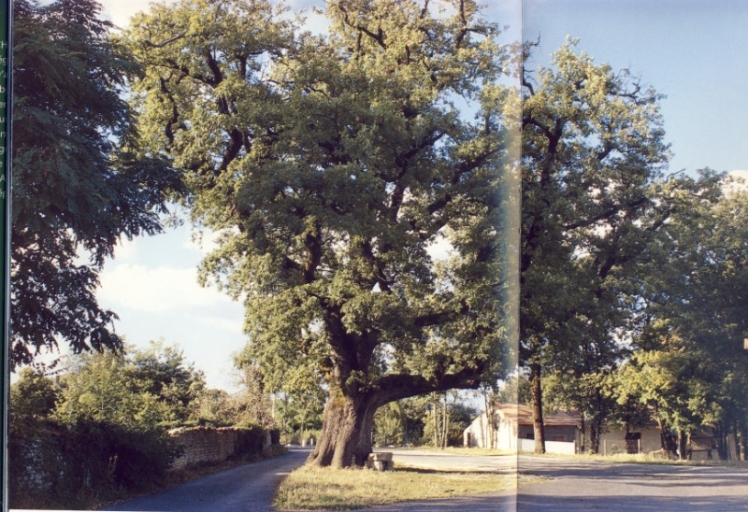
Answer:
125, 0, 514, 467
229, 360, 275, 428
10, 417, 181, 509
235, 344, 326, 440
495, 374, 530, 404
9, 367, 58, 429
613, 178, 748, 458
9, 343, 195, 509
373, 401, 406, 447
10, 0, 183, 367
188, 388, 234, 427
128, 339, 206, 425
55, 342, 205, 429
520, 41, 693, 453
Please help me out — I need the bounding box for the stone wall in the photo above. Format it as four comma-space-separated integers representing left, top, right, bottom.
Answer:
169, 427, 271, 470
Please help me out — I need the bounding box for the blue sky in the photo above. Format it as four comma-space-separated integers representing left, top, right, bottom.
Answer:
524, 0, 748, 175
87, 0, 748, 391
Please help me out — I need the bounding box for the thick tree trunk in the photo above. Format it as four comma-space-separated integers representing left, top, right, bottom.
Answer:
530, 363, 546, 454
579, 413, 586, 454
308, 353, 485, 468
308, 394, 377, 468
656, 415, 677, 457
677, 429, 686, 460
589, 422, 601, 454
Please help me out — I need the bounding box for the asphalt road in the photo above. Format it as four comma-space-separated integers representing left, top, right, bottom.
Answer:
360, 451, 748, 512
99, 447, 310, 512
95, 448, 748, 512
517, 455, 748, 511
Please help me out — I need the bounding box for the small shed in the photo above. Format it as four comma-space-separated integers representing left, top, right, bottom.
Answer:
463, 404, 581, 454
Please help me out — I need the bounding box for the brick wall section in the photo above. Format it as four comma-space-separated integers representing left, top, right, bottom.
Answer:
169, 427, 271, 470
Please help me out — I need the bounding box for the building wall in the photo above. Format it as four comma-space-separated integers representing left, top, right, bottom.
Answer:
464, 412, 577, 451
518, 424, 576, 443
597, 427, 662, 455
518, 438, 575, 455
169, 427, 272, 470
464, 413, 499, 449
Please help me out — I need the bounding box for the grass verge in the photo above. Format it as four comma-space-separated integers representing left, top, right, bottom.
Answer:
273, 465, 518, 511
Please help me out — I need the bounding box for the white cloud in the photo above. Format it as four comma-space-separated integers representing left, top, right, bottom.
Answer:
113, 237, 139, 261
99, 263, 232, 312
184, 229, 223, 255
99, 0, 166, 28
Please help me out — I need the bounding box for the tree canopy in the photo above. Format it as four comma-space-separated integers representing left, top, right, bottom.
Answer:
520, 41, 688, 453
10, 0, 183, 368
124, 0, 516, 467
54, 341, 206, 429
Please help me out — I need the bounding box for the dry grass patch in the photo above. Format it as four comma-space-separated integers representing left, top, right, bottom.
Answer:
273, 466, 515, 510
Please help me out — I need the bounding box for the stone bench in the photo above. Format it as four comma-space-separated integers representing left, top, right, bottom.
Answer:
366, 451, 393, 471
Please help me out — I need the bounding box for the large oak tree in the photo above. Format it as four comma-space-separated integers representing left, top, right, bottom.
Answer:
520, 42, 673, 453
125, 0, 515, 467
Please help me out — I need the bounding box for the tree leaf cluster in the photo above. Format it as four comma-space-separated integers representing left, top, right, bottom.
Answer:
11, 0, 184, 368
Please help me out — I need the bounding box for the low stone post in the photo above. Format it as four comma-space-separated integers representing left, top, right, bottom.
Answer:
366, 452, 393, 471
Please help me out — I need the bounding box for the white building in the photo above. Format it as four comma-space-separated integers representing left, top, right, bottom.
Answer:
464, 404, 716, 460
463, 404, 580, 454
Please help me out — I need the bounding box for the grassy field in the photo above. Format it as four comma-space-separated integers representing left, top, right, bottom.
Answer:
273, 465, 521, 510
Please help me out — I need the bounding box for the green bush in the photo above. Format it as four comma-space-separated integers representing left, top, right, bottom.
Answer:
231, 424, 267, 460
9, 418, 181, 509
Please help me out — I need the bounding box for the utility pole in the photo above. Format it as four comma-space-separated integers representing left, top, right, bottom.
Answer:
0, 1, 11, 510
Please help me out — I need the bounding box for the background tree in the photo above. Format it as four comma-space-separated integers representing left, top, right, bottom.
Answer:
520, 41, 675, 453
616, 175, 748, 459
230, 360, 275, 428
9, 368, 58, 430
234, 342, 326, 438
421, 392, 477, 447
10, 0, 183, 368
373, 401, 405, 447
188, 388, 235, 427
127, 340, 206, 426
9, 350, 185, 509
125, 0, 514, 468
496, 374, 531, 404
55, 342, 205, 429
